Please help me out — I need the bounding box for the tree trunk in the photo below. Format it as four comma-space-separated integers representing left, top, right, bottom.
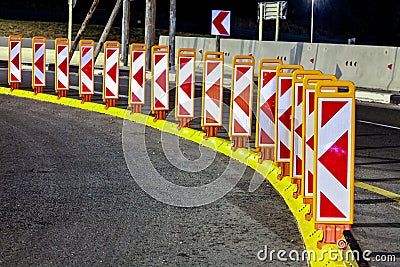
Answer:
69, 0, 100, 61
145, 0, 156, 70
121, 0, 130, 66
94, 0, 123, 63
169, 0, 176, 71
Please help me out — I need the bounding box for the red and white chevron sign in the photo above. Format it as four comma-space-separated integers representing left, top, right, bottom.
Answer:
55, 38, 69, 91
129, 44, 146, 105
256, 60, 282, 148
8, 35, 22, 84
211, 10, 231, 36
32, 37, 46, 87
151, 46, 169, 111
303, 75, 337, 198
314, 81, 355, 224
103, 41, 120, 99
79, 40, 94, 96
275, 65, 303, 162
176, 49, 195, 118
291, 71, 321, 179
230, 56, 254, 137
202, 52, 224, 127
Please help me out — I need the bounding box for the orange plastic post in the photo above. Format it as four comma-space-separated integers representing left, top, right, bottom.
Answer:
129, 43, 147, 114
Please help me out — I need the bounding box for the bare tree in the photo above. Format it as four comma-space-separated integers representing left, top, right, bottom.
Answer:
169, 0, 176, 71
145, 0, 156, 70
94, 0, 123, 62
69, 0, 100, 61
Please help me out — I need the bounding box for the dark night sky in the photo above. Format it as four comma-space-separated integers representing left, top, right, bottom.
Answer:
0, 0, 399, 46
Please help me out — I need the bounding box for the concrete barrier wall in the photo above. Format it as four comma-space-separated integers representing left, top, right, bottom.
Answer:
160, 36, 400, 92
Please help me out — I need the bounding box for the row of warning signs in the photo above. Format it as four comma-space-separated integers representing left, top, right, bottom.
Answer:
7, 35, 355, 248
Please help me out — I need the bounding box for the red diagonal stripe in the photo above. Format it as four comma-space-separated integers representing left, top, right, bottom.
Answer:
133, 51, 143, 61
10, 41, 19, 50
307, 136, 314, 150
233, 119, 247, 134
106, 87, 115, 97
82, 61, 93, 78
205, 111, 218, 124
262, 71, 275, 88
234, 85, 250, 116
321, 101, 347, 127
296, 155, 302, 175
180, 74, 192, 98
319, 131, 349, 188
58, 80, 66, 89
35, 76, 43, 85
207, 62, 220, 76
81, 83, 91, 93
59, 59, 68, 75
206, 78, 221, 104
10, 73, 18, 82
11, 54, 19, 69
307, 171, 313, 194
279, 108, 291, 130
133, 67, 144, 87
156, 70, 167, 91
295, 124, 302, 137
320, 192, 346, 218
235, 66, 250, 82
280, 78, 292, 96
280, 141, 290, 159
107, 48, 116, 59
154, 97, 166, 109
260, 129, 274, 144
82, 47, 91, 57
179, 57, 192, 69
297, 85, 303, 106
107, 63, 117, 83
308, 92, 315, 115
154, 54, 165, 65
179, 104, 190, 116
35, 54, 44, 70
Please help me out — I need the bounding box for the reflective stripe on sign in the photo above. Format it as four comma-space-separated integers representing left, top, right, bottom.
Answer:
103, 41, 120, 100
32, 37, 46, 87
176, 48, 196, 118
314, 81, 355, 224
151, 46, 169, 111
129, 43, 146, 105
79, 40, 94, 95
8, 35, 22, 84
229, 56, 254, 137
202, 52, 224, 127
55, 38, 70, 91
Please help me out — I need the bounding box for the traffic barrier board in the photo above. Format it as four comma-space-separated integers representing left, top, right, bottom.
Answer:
129, 43, 146, 113
229, 56, 254, 150
275, 65, 303, 177
151, 45, 169, 121
314, 80, 355, 225
55, 38, 70, 98
290, 69, 322, 198
202, 52, 224, 138
79, 40, 94, 103
302, 74, 338, 221
256, 59, 282, 162
32, 36, 46, 94
8, 35, 22, 90
211, 10, 231, 36
176, 48, 196, 129
103, 41, 120, 109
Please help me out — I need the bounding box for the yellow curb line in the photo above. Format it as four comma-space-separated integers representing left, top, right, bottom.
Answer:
0, 87, 358, 267
355, 181, 400, 203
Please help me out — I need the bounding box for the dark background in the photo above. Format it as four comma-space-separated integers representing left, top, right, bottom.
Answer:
0, 0, 399, 46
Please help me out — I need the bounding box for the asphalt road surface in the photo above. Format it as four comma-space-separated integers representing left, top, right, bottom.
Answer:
0, 95, 305, 266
